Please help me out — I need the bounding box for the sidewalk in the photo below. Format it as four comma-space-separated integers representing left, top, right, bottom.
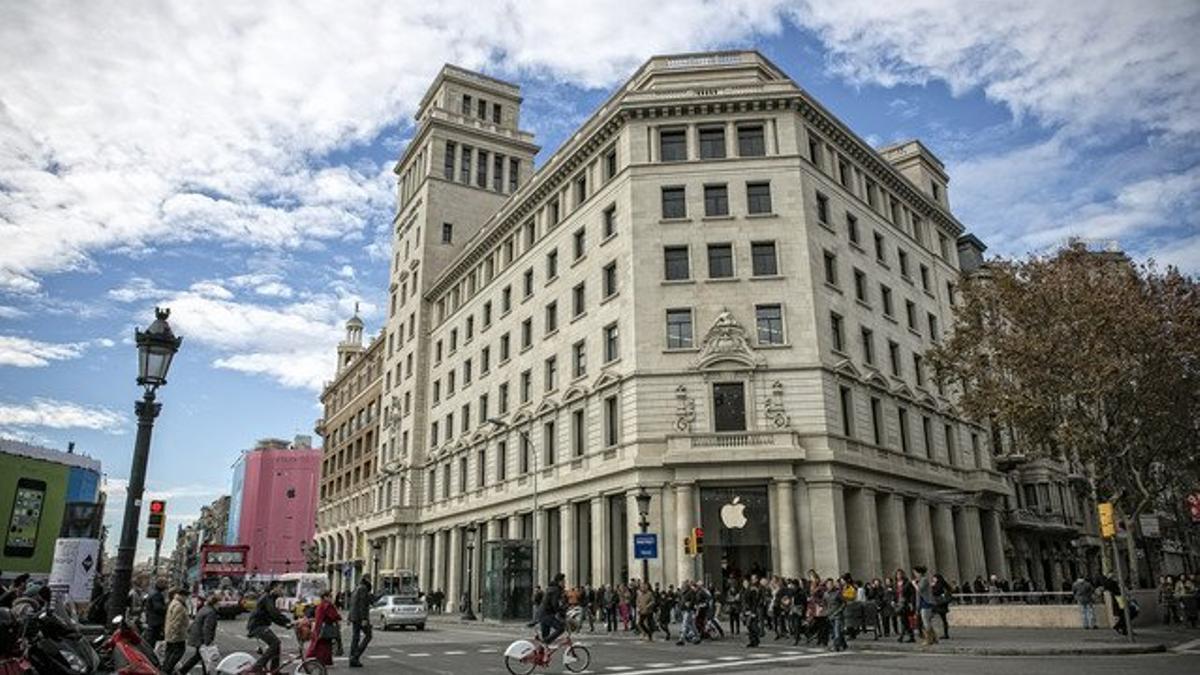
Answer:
849, 625, 1190, 656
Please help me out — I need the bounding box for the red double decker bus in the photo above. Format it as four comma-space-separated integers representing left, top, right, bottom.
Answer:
199, 544, 251, 618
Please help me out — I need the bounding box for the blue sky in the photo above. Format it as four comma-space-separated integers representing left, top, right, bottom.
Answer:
1, 1, 1197, 558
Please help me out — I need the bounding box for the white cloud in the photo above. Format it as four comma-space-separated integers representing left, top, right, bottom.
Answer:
254, 281, 293, 298
0, 335, 87, 367
0, 0, 788, 293
0, 397, 125, 432
107, 277, 165, 304
0, 305, 25, 319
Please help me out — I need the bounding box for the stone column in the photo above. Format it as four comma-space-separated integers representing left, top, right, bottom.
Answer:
957, 506, 987, 583
794, 479, 814, 574
590, 497, 608, 587
561, 503, 577, 586
905, 498, 936, 570
981, 508, 1009, 580
508, 515, 521, 540
931, 504, 960, 582
878, 492, 910, 575
487, 519, 502, 541
535, 509, 548, 585
775, 479, 799, 578
846, 487, 882, 580
431, 530, 445, 594
660, 483, 677, 587
447, 527, 463, 610
808, 482, 848, 576
675, 483, 695, 584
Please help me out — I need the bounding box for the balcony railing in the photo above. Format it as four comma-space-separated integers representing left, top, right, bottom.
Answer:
665, 430, 801, 461
1005, 507, 1078, 533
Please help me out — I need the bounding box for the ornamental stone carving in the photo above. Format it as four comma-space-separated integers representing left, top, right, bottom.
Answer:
765, 380, 790, 428
674, 385, 696, 432
693, 309, 765, 370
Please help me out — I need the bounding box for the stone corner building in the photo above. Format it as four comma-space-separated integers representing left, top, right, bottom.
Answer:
315, 51, 1019, 603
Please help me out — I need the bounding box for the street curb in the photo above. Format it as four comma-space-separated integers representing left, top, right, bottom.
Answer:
852, 641, 1168, 656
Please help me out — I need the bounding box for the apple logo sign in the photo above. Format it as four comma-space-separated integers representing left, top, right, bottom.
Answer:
720, 496, 748, 529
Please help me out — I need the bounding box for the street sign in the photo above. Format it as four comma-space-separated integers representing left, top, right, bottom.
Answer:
48, 538, 101, 602
1138, 513, 1161, 538
633, 533, 658, 560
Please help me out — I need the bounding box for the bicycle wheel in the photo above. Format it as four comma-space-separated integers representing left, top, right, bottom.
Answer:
294, 658, 327, 675
563, 645, 590, 673
504, 655, 537, 675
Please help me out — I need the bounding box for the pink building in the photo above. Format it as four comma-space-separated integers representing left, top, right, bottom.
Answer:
229, 436, 321, 576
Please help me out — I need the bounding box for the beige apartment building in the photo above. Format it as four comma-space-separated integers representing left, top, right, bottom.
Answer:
313, 51, 1015, 605
315, 310, 384, 596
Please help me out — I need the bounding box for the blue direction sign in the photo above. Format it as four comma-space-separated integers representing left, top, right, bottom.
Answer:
633, 533, 658, 560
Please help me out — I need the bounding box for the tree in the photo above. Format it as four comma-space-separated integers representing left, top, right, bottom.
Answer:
928, 243, 1200, 580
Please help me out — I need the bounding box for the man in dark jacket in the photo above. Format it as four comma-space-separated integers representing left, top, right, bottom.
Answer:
247, 585, 291, 672
348, 577, 373, 667
179, 595, 219, 675
539, 574, 566, 645
144, 579, 169, 645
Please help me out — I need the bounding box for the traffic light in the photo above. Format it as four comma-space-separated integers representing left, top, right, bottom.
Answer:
146, 499, 167, 540
683, 535, 694, 556
692, 527, 704, 555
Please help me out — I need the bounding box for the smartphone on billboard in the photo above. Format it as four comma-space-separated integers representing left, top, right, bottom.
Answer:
5, 478, 47, 558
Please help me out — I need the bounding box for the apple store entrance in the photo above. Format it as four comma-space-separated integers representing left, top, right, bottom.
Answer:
699, 485, 772, 590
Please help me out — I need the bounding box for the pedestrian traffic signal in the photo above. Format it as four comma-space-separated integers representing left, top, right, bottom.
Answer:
146, 499, 166, 540
692, 527, 704, 554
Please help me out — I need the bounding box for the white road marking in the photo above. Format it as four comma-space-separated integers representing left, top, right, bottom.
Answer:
477, 648, 497, 653
645, 663, 674, 668
596, 652, 841, 675
681, 659, 709, 665
443, 650, 466, 655
408, 652, 430, 657
715, 656, 741, 661
367, 655, 390, 659
605, 667, 633, 672
1172, 637, 1200, 653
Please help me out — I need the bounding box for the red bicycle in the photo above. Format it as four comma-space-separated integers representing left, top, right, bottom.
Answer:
503, 628, 590, 674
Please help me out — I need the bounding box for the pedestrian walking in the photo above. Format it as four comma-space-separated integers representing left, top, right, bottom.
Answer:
1072, 576, 1097, 629
932, 573, 952, 640
914, 566, 937, 647
636, 582, 656, 641
725, 584, 742, 636
178, 595, 219, 675
160, 588, 191, 673
306, 591, 341, 666
743, 577, 762, 648
827, 579, 847, 652
347, 577, 373, 667
144, 579, 169, 647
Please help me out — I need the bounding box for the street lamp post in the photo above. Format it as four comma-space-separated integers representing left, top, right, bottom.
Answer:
371, 540, 382, 590
635, 488, 652, 584
462, 524, 478, 621
487, 418, 538, 583
108, 308, 182, 621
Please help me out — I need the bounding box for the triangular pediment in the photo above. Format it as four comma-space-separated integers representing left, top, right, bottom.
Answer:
562, 385, 589, 403
535, 399, 559, 417
593, 370, 622, 391
832, 359, 862, 380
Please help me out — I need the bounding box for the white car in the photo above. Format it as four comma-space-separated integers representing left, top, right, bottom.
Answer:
369, 595, 427, 631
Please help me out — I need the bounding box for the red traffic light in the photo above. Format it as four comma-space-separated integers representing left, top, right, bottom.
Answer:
149, 500, 166, 514
693, 527, 703, 538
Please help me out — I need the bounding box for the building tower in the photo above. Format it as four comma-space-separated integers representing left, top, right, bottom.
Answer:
337, 304, 365, 373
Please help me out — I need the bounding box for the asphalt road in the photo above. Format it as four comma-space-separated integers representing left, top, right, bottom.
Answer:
211, 619, 1200, 675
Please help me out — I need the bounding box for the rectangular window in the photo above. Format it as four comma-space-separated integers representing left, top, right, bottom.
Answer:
573, 228, 586, 260
888, 340, 901, 377
906, 300, 917, 331
839, 386, 854, 437
477, 97, 487, 119
945, 424, 957, 466
823, 250, 838, 286
461, 94, 472, 115
756, 304, 784, 345
544, 356, 557, 392
816, 192, 830, 225
737, 124, 765, 156
853, 268, 868, 303
698, 126, 726, 159
430, 421, 438, 448
462, 358, 472, 385
572, 340, 587, 377
870, 397, 883, 445
881, 284, 894, 317
661, 186, 687, 219
602, 261, 618, 297
523, 268, 534, 298
751, 241, 778, 276
808, 136, 822, 165
493, 154, 504, 191
605, 147, 617, 180
914, 353, 925, 386
707, 243, 734, 278
574, 174, 587, 205
483, 301, 493, 327
481, 346, 490, 373
572, 282, 585, 317
509, 158, 520, 193
712, 382, 747, 432
444, 141, 456, 179
449, 329, 458, 352
477, 449, 486, 487
524, 221, 535, 247
460, 145, 472, 184
498, 382, 509, 413
572, 409, 585, 457
548, 199, 560, 226
500, 333, 511, 361
666, 308, 694, 349
502, 286, 512, 313
603, 322, 619, 362
664, 246, 691, 280
520, 369, 532, 403
898, 407, 910, 453
465, 316, 474, 341
476, 149, 488, 187
839, 159, 852, 189
520, 433, 531, 473
496, 441, 507, 481
545, 301, 558, 334
746, 182, 772, 214
922, 416, 933, 458
521, 318, 532, 349
919, 264, 930, 292
442, 222, 453, 244
461, 403, 471, 432
543, 421, 556, 466
928, 313, 940, 342
860, 326, 875, 365
847, 213, 860, 245
603, 205, 617, 237
443, 463, 450, 498
874, 232, 886, 264
604, 395, 619, 447
898, 249, 910, 278
546, 248, 558, 279
703, 184, 729, 217
946, 281, 957, 307
660, 128, 687, 161
830, 312, 845, 352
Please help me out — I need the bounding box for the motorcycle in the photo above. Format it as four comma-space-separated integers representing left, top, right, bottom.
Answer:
94, 615, 159, 675
17, 606, 100, 675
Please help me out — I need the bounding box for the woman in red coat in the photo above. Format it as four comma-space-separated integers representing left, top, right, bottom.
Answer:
306, 591, 341, 666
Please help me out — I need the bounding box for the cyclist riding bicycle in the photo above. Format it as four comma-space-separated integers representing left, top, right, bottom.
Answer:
246, 585, 292, 673
538, 574, 567, 647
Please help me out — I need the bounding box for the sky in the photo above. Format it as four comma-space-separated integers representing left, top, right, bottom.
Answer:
1, 0, 1197, 560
